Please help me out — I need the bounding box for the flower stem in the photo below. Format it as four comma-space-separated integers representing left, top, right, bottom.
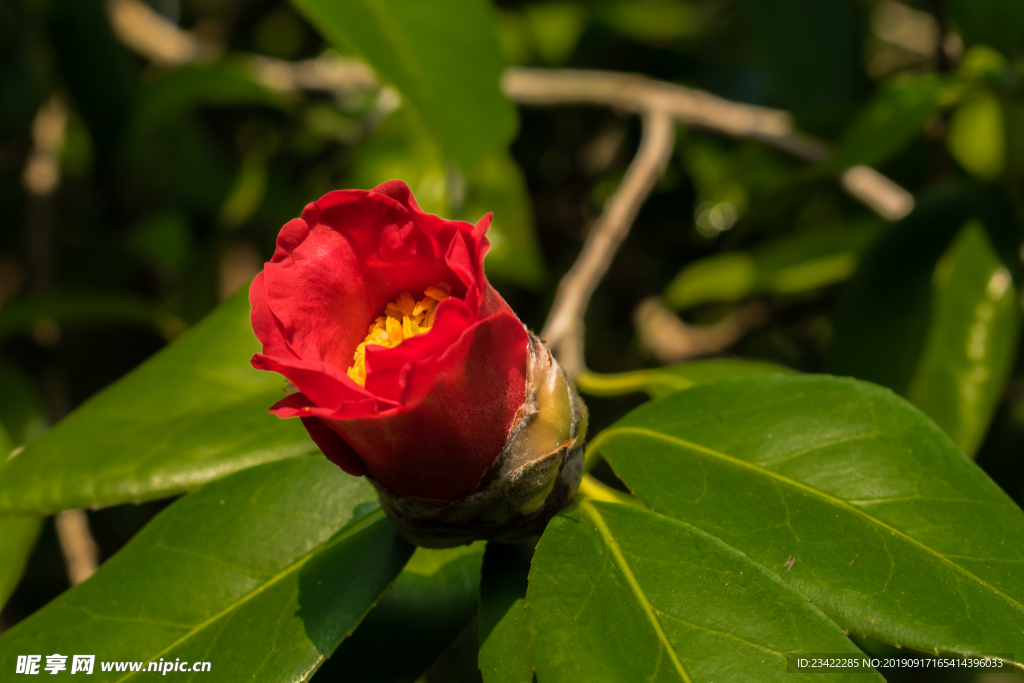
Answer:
575, 368, 694, 397
576, 474, 646, 510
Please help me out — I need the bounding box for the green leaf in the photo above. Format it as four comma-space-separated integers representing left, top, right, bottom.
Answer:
829, 184, 973, 392
0, 289, 317, 515
290, 0, 516, 171
829, 75, 960, 170
527, 500, 882, 683
464, 150, 547, 290
663, 222, 883, 312
595, 375, 1024, 663
0, 365, 46, 447
907, 222, 1020, 456
130, 59, 283, 141
317, 542, 485, 683
346, 106, 449, 216
0, 457, 413, 681
522, 2, 586, 64
0, 515, 42, 609
593, 0, 711, 43
947, 93, 1006, 180
576, 359, 795, 399
0, 377, 46, 609
346, 107, 546, 289
478, 541, 533, 683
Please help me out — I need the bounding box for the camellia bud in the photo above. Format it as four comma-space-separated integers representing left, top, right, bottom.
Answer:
375, 333, 586, 547
249, 181, 586, 547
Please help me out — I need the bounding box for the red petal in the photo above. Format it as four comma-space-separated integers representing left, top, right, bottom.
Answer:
249, 182, 530, 500
249, 271, 295, 361
300, 417, 366, 477
329, 311, 528, 500
254, 353, 397, 413
268, 392, 366, 476
260, 189, 471, 371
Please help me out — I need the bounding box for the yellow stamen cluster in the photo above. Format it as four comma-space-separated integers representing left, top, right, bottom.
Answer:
346, 282, 452, 386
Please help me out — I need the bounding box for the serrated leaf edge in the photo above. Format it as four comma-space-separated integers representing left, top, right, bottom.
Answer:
594, 426, 1024, 621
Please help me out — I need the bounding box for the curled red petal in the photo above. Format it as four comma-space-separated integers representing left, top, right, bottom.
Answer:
328, 312, 528, 500
250, 181, 530, 500
269, 392, 366, 476
300, 418, 366, 477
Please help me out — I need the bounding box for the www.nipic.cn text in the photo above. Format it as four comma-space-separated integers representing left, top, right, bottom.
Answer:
15, 655, 212, 675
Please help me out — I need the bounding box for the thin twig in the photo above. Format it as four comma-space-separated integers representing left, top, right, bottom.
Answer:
502, 67, 914, 222
840, 166, 914, 221
23, 95, 67, 199
502, 67, 828, 157
107, 0, 220, 66
106, 0, 377, 93
508, 68, 914, 372
541, 109, 676, 377
634, 297, 769, 364
105, 6, 913, 224
247, 54, 379, 95
54, 510, 99, 585
24, 98, 100, 587
24, 95, 66, 295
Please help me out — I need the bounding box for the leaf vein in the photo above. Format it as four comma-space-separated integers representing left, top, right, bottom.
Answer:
580, 501, 693, 683
114, 509, 384, 683
599, 427, 1024, 616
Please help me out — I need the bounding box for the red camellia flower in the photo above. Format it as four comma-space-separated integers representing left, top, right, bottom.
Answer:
250, 181, 584, 546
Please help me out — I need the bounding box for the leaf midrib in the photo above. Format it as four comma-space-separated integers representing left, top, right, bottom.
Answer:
595, 426, 1024, 618
580, 501, 692, 683
115, 508, 385, 683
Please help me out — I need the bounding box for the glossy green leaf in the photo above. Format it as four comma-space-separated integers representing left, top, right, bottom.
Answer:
316, 542, 485, 683
907, 222, 1020, 456
0, 456, 413, 681
290, 0, 516, 171
595, 375, 1024, 663
947, 93, 1006, 180
576, 359, 795, 399
829, 75, 959, 170
0, 514, 42, 609
663, 222, 883, 312
0, 372, 47, 608
347, 106, 546, 289
0, 289, 316, 515
478, 541, 533, 683
528, 500, 882, 682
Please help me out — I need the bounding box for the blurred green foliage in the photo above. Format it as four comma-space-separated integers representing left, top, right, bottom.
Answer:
2, 0, 1024, 681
